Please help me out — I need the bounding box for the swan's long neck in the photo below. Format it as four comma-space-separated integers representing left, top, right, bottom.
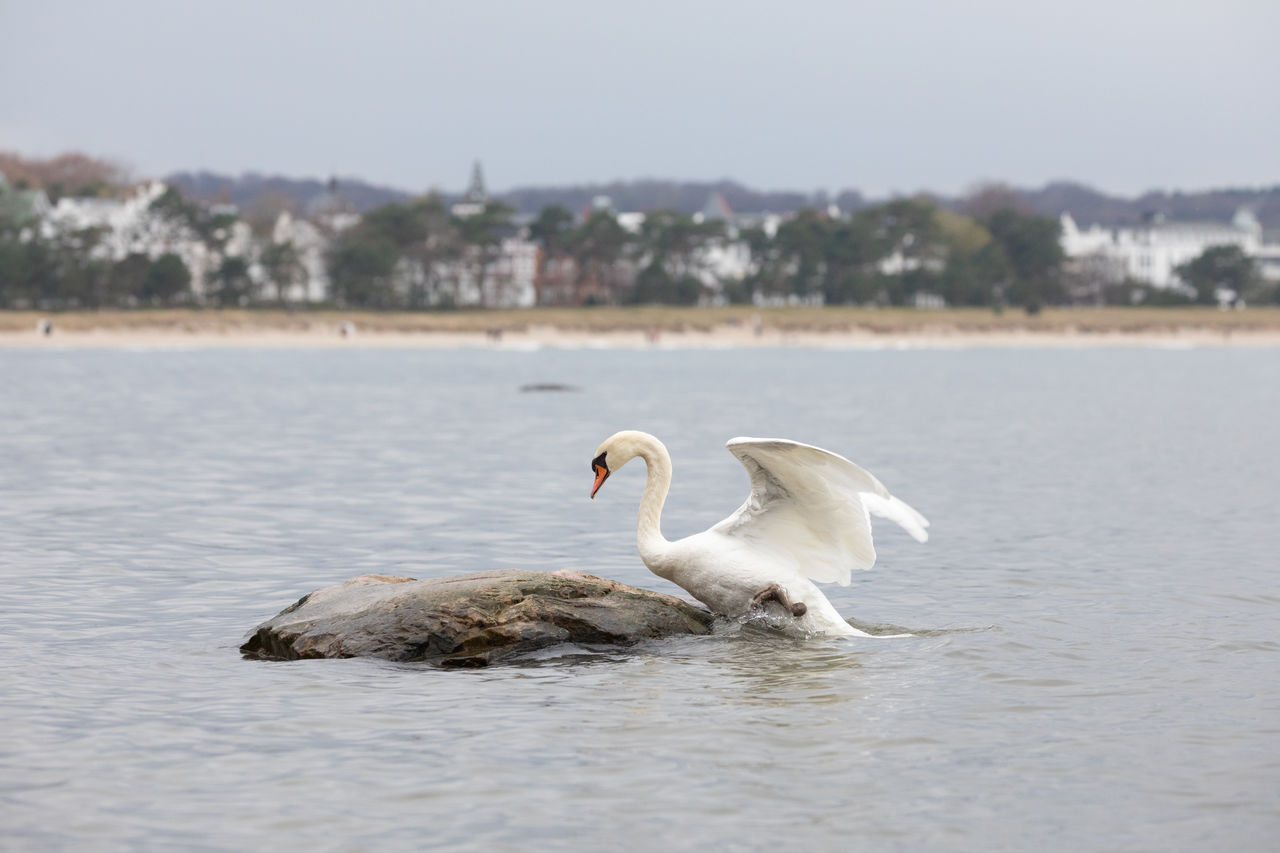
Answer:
632, 437, 673, 573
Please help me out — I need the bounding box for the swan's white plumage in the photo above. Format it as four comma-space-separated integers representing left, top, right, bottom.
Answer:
715, 437, 928, 586
590, 430, 929, 637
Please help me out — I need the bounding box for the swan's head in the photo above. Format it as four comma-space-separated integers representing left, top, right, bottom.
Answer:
589, 430, 653, 499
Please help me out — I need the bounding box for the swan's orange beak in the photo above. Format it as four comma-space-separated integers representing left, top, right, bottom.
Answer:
590, 464, 609, 499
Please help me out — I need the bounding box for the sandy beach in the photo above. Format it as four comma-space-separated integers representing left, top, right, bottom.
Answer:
3, 307, 1280, 349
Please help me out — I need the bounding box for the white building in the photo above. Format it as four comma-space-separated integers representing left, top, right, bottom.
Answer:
878, 237, 945, 276
1255, 243, 1280, 283
1060, 209, 1263, 288
690, 193, 754, 291
450, 237, 537, 307
43, 181, 172, 258
269, 211, 330, 302
697, 239, 752, 290
40, 181, 228, 298
612, 194, 759, 299
389, 237, 538, 308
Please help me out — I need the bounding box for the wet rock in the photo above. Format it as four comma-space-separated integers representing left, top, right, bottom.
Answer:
519, 383, 579, 392
240, 569, 714, 667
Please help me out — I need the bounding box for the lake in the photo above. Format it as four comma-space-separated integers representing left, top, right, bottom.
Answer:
1, 345, 1278, 851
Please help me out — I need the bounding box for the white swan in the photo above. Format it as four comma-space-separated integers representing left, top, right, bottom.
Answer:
589, 430, 929, 637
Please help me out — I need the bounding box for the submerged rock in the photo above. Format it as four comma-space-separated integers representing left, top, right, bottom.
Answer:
241, 569, 714, 667
519, 383, 580, 392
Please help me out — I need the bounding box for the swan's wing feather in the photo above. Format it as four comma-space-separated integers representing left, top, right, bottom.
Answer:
714, 438, 928, 586
861, 493, 931, 543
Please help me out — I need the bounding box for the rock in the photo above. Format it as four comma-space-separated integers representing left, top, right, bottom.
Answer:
240, 569, 714, 667
519, 383, 579, 392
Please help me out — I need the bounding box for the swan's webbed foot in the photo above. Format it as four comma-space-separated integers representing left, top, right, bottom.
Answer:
751, 583, 807, 618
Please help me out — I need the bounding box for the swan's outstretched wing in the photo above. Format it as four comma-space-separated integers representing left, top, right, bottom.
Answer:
711, 437, 929, 586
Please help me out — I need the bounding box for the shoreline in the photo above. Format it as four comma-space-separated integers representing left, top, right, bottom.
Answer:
4, 328, 1280, 350
3, 307, 1280, 349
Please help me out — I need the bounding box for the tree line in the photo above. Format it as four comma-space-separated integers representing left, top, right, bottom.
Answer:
0, 181, 1271, 310
326, 194, 1075, 310
325, 192, 1272, 310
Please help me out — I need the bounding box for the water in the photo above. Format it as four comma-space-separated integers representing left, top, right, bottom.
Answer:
1, 345, 1278, 851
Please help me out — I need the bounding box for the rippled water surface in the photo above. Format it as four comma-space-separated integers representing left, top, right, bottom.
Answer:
2, 345, 1278, 851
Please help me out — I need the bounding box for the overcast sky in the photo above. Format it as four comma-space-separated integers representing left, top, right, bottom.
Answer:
2, 0, 1276, 198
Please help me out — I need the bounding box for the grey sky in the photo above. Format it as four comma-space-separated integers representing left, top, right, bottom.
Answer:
2, 0, 1276, 198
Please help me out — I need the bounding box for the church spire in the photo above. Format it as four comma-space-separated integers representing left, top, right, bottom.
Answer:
465, 160, 487, 203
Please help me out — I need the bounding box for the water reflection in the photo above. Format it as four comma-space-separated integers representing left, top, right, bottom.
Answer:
702, 635, 866, 708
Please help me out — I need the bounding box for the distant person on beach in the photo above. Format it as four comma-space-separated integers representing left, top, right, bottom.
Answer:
37, 318, 53, 336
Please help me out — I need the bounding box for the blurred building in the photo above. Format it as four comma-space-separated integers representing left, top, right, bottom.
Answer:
451, 161, 489, 219
1060, 209, 1264, 289
306, 177, 360, 233
37, 180, 249, 300
269, 211, 330, 302
0, 172, 51, 226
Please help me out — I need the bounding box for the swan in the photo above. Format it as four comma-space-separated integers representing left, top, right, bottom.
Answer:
589, 430, 929, 637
